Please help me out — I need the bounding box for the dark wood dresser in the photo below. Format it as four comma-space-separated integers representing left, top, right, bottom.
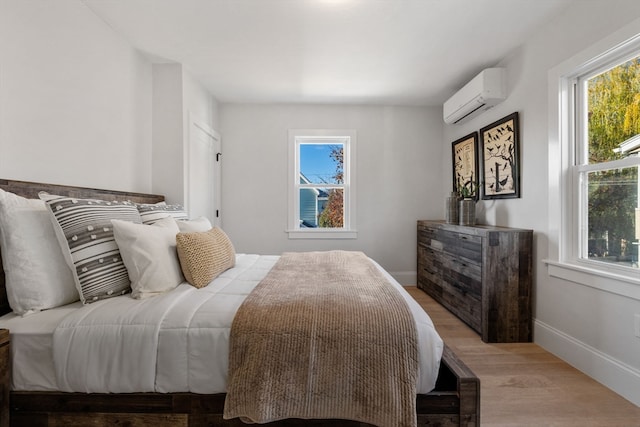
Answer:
417, 220, 533, 343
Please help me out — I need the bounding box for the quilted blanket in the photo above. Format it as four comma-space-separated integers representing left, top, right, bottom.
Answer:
50, 253, 441, 412
223, 251, 419, 427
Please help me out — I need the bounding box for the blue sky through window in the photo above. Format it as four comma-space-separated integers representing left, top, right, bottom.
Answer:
300, 143, 342, 184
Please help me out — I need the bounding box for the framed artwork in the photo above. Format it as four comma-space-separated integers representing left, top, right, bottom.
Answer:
451, 132, 479, 200
479, 112, 520, 199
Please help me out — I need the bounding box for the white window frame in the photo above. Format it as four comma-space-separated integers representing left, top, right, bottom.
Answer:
547, 25, 640, 299
287, 129, 357, 239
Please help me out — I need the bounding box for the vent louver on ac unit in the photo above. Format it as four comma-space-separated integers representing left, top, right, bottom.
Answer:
443, 68, 507, 125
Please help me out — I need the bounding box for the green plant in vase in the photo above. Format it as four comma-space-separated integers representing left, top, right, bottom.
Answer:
458, 181, 477, 200
457, 181, 477, 226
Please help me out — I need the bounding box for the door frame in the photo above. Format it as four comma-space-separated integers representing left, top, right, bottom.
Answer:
186, 113, 222, 227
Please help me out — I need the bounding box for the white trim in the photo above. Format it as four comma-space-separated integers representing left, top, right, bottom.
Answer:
389, 271, 416, 286
193, 119, 221, 141
547, 19, 640, 291
286, 229, 357, 239
535, 319, 640, 406
187, 112, 221, 225
287, 129, 357, 240
545, 260, 640, 300
575, 155, 640, 173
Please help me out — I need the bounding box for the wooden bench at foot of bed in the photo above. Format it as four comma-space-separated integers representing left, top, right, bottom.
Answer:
3, 342, 478, 427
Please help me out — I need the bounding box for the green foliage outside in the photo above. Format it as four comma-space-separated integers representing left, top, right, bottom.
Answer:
318, 146, 344, 228
587, 58, 640, 261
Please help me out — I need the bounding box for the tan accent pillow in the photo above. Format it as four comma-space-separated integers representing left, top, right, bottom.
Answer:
176, 227, 236, 288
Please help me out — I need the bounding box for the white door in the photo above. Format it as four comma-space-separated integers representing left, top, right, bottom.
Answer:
188, 117, 221, 227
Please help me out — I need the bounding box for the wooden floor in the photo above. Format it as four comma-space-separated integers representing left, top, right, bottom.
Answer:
406, 286, 640, 427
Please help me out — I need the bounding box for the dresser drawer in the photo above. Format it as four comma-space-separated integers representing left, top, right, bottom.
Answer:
419, 228, 482, 264
440, 282, 481, 333
441, 251, 482, 299
418, 246, 442, 280
417, 246, 443, 298
436, 230, 482, 262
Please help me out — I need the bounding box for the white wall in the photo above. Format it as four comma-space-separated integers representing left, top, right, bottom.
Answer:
220, 104, 442, 282
442, 0, 640, 406
152, 64, 184, 202
183, 68, 220, 132
0, 0, 153, 193
0, 0, 220, 200
152, 63, 220, 205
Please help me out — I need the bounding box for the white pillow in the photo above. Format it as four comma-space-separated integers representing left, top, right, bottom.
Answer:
111, 216, 184, 299
177, 216, 212, 233
0, 189, 78, 315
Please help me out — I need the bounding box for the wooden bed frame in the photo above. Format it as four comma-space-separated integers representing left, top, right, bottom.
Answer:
0, 178, 480, 427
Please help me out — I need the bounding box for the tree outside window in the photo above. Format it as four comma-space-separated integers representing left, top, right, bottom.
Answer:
318, 146, 344, 228
584, 57, 640, 267
288, 129, 356, 239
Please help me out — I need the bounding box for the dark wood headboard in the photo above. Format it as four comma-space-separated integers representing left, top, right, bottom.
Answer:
0, 179, 164, 316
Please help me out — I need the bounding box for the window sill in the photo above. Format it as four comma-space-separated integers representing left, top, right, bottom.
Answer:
286, 229, 358, 240
543, 259, 640, 301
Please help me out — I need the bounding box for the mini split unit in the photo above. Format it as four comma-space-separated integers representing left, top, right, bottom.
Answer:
443, 68, 507, 125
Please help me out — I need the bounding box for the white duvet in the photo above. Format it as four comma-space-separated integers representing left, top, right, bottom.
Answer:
52, 254, 444, 394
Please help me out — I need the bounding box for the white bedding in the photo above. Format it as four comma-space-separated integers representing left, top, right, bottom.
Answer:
0, 300, 82, 390
1, 253, 443, 394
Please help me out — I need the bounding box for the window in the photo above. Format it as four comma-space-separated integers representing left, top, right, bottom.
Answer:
287, 129, 356, 239
575, 53, 640, 271
551, 33, 640, 286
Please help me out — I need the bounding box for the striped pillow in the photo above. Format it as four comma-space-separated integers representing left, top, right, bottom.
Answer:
136, 202, 188, 225
39, 193, 142, 303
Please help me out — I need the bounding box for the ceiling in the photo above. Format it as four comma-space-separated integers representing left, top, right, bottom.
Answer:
82, 0, 574, 106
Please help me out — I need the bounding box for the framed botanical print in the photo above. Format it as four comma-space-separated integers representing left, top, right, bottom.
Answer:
451, 132, 479, 200
479, 112, 520, 199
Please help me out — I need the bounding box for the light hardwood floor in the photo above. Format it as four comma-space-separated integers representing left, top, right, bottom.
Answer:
406, 286, 640, 427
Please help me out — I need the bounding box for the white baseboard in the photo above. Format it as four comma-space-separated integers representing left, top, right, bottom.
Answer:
535, 319, 640, 407
390, 271, 416, 286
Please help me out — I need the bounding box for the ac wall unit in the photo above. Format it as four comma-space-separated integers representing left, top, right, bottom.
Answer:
443, 68, 506, 125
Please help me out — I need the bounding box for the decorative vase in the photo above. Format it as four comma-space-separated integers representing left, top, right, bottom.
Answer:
459, 198, 476, 226
445, 192, 460, 224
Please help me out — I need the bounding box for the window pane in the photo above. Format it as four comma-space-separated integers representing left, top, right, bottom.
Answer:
587, 57, 640, 164
298, 188, 343, 228
586, 166, 638, 268
299, 143, 344, 184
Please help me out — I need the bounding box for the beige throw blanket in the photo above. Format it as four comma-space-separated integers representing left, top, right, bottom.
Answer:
223, 251, 418, 427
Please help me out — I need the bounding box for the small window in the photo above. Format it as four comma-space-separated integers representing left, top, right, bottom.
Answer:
573, 53, 640, 270
288, 130, 356, 239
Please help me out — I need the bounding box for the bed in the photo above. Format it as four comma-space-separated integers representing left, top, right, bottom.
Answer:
0, 178, 479, 427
